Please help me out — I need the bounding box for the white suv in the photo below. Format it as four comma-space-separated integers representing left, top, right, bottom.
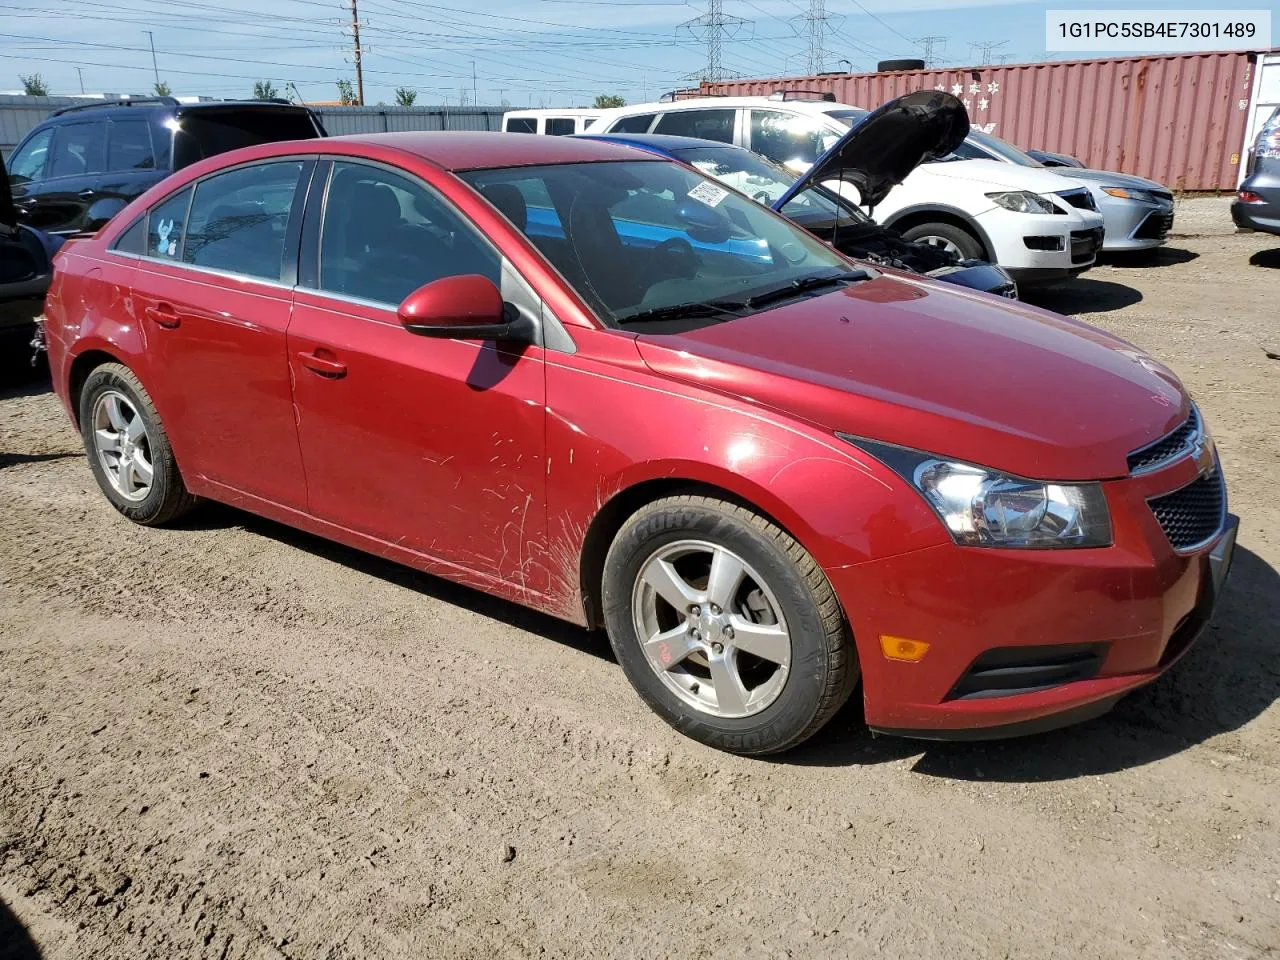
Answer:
587, 95, 1107, 285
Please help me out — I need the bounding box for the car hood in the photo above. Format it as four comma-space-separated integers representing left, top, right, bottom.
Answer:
634, 274, 1187, 481
1062, 168, 1171, 193
917, 157, 1090, 194
776, 91, 970, 210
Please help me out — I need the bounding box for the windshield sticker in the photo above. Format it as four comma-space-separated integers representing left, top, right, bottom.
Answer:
687, 181, 729, 208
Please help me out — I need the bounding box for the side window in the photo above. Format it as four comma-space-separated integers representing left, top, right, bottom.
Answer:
545, 117, 575, 136
6, 128, 53, 184
48, 122, 107, 179
504, 117, 537, 134
182, 161, 304, 280
111, 216, 147, 254
610, 113, 656, 134
653, 109, 735, 143
948, 140, 988, 160
749, 110, 840, 166
319, 161, 500, 306
147, 187, 192, 260
107, 118, 156, 172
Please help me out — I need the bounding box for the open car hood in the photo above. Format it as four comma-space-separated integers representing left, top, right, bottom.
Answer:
774, 90, 970, 211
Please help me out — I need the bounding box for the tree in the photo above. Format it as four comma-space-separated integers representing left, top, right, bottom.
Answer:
593, 94, 625, 109
394, 86, 418, 106
20, 73, 49, 96
153, 80, 172, 96
336, 78, 356, 105
253, 80, 278, 101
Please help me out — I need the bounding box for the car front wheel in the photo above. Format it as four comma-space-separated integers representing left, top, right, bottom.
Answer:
601, 495, 857, 754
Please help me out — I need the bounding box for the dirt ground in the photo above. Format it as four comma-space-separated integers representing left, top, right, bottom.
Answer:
2, 198, 1278, 960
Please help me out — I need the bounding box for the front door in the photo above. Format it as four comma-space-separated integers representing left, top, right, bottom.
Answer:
28, 120, 107, 234
287, 159, 547, 591
131, 158, 312, 509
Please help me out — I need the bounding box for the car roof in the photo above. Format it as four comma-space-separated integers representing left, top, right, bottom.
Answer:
248, 131, 664, 171
44, 98, 314, 123
595, 96, 862, 118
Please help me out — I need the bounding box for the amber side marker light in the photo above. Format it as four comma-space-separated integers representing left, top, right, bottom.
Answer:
880, 635, 930, 662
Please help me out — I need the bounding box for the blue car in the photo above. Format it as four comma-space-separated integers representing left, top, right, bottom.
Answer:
578, 93, 1017, 299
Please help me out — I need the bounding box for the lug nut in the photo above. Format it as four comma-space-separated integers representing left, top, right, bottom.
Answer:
723, 626, 734, 640
689, 605, 700, 616
710, 604, 721, 615
690, 629, 701, 641
712, 642, 724, 654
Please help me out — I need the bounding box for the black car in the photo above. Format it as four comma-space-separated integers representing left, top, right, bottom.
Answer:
1232, 107, 1280, 238
4, 95, 326, 236
1, 160, 61, 353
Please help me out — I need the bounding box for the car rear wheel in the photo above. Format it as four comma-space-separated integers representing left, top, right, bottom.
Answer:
79, 362, 197, 526
601, 495, 857, 754
900, 221, 984, 260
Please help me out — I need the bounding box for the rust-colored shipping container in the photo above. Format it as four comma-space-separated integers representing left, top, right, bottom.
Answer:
700, 52, 1266, 191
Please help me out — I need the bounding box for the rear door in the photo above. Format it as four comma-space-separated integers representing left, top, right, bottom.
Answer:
129, 157, 313, 509
24, 120, 106, 234
652, 107, 739, 144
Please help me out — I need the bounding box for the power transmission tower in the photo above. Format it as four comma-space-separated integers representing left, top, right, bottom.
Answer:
348, 0, 365, 105
803, 0, 828, 75
968, 39, 1007, 66
680, 0, 749, 83
915, 35, 947, 67
994, 53, 1016, 65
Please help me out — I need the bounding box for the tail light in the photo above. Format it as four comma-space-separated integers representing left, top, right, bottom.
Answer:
1238, 190, 1265, 204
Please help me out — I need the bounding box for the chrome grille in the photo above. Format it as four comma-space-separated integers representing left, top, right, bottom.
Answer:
1127, 407, 1199, 474
1148, 468, 1225, 551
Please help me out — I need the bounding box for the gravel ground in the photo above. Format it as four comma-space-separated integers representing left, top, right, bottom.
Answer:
2, 200, 1279, 960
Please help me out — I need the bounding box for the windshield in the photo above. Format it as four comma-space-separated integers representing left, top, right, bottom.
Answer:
964, 130, 1042, 167
460, 160, 859, 326
825, 108, 868, 129
673, 145, 873, 234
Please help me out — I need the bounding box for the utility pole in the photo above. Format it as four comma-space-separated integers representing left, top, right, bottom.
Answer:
680, 1, 748, 83
349, 0, 365, 106
76, 66, 85, 94
472, 61, 477, 106
915, 35, 947, 67
968, 39, 1007, 66
144, 30, 159, 88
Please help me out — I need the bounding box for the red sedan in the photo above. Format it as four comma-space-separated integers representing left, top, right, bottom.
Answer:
42, 133, 1236, 754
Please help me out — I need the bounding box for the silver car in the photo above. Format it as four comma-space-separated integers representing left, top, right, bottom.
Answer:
954, 130, 1174, 252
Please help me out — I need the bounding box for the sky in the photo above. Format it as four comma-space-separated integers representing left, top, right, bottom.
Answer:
1, 0, 1276, 106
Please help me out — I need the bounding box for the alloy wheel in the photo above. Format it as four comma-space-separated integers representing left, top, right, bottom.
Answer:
91, 390, 154, 502
915, 234, 963, 256
631, 539, 791, 719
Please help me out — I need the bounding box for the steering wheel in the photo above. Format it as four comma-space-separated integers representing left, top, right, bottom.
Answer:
650, 237, 699, 278
753, 190, 774, 203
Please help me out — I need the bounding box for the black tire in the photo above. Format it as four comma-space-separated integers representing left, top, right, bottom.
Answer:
899, 221, 986, 261
877, 58, 926, 72
601, 495, 858, 755
78, 362, 197, 526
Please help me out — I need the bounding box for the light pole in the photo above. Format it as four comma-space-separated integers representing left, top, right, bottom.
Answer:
144, 30, 159, 89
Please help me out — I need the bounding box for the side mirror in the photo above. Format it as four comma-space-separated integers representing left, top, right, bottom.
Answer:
398, 274, 534, 343
83, 197, 127, 235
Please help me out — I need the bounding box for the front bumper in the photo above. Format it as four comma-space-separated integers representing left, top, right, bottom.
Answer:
1099, 198, 1174, 250
829, 458, 1237, 739
975, 208, 1103, 279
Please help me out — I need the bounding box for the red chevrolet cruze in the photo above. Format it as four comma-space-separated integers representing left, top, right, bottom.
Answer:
43, 133, 1236, 754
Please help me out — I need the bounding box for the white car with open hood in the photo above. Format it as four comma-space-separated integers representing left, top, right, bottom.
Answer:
587, 93, 1106, 285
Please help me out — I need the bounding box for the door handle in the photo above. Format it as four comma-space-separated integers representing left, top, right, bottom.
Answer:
144, 303, 181, 328
298, 351, 347, 378
77, 189, 95, 199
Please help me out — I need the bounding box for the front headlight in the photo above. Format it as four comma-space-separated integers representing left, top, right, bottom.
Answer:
840, 436, 1113, 548
985, 191, 1062, 214
1101, 186, 1159, 203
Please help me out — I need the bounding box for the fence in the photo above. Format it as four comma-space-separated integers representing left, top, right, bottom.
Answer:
1, 97, 507, 157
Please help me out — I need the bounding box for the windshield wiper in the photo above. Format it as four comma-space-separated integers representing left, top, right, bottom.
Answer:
741, 269, 868, 309
614, 300, 746, 325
